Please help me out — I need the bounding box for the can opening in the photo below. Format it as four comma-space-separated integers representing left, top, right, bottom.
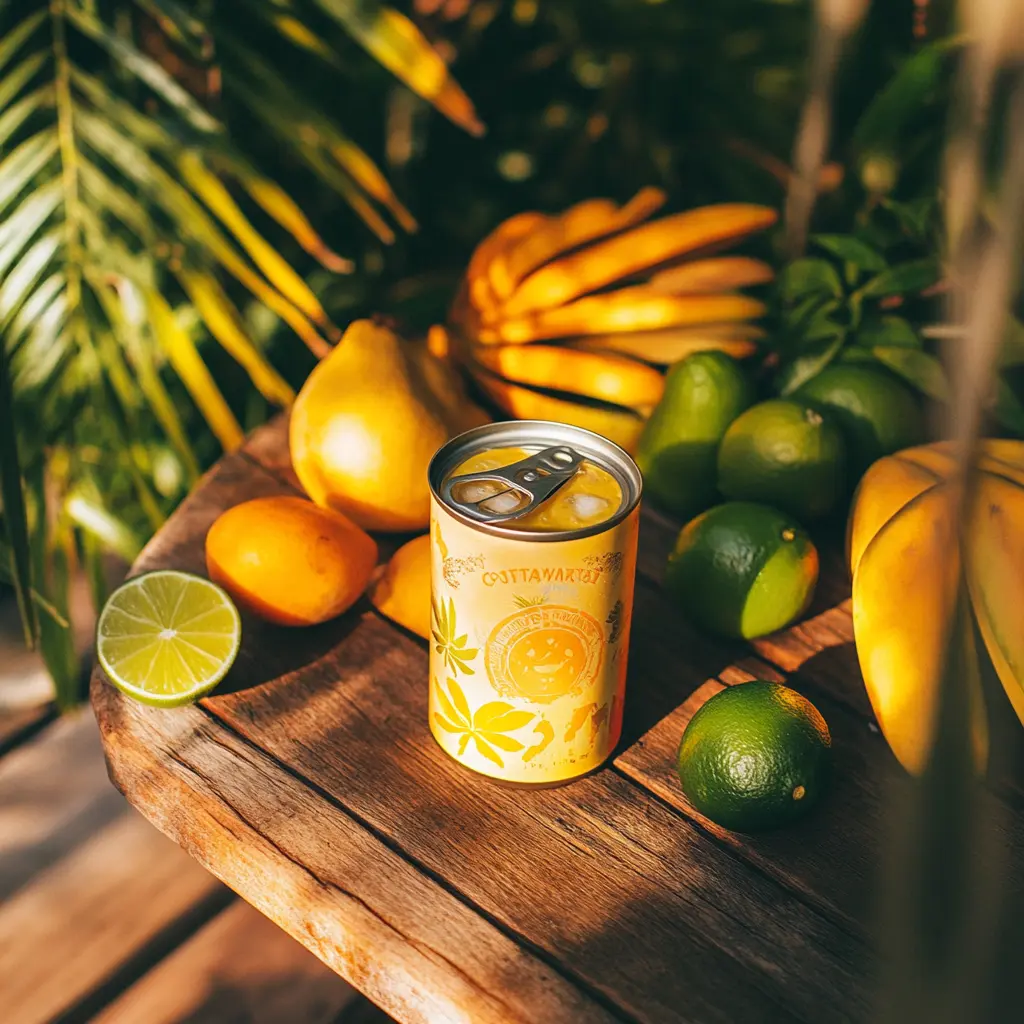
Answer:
429, 420, 642, 541
443, 445, 585, 524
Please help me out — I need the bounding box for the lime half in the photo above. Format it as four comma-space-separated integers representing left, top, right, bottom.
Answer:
97, 570, 241, 706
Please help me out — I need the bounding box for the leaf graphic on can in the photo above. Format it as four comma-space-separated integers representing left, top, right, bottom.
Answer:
431, 596, 478, 675
432, 677, 534, 768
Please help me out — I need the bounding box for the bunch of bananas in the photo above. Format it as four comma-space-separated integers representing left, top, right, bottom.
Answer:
446, 189, 777, 452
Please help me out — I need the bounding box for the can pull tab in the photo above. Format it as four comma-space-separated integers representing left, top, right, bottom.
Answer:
442, 446, 584, 523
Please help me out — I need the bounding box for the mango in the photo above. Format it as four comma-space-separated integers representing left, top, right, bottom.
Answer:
289, 319, 488, 532
205, 497, 377, 626
848, 440, 1024, 773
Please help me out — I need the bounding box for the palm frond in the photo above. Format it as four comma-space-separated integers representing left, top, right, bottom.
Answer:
0, 0, 481, 699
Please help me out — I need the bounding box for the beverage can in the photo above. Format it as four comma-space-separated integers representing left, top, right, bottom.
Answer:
427, 420, 642, 784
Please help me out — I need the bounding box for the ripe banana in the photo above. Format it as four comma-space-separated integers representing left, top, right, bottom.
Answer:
567, 324, 763, 363
488, 187, 668, 305
649, 256, 774, 295
472, 369, 647, 454
469, 343, 665, 413
467, 211, 548, 319
479, 289, 767, 345
499, 204, 778, 320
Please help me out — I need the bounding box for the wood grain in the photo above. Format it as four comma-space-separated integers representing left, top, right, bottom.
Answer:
94, 439, 875, 1023
92, 667, 620, 1024
0, 704, 53, 756
0, 710, 127, 901
0, 807, 222, 1024
94, 900, 367, 1024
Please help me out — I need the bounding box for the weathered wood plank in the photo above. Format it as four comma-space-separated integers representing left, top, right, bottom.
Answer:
91, 671, 621, 1024
0, 808, 222, 1024
0, 710, 126, 901
107, 449, 873, 1023
0, 703, 54, 757
616, 657, 894, 938
616, 656, 1024, 944
94, 899, 369, 1024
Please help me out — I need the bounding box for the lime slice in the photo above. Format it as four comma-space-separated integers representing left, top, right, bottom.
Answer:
96, 570, 241, 706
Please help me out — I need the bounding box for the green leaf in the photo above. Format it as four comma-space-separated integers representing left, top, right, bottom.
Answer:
778, 258, 843, 303
93, 277, 199, 483
851, 37, 960, 156
310, 0, 484, 135
65, 487, 142, 562
777, 332, 846, 395
0, 181, 62, 278
856, 316, 921, 349
0, 13, 45, 76
0, 229, 61, 324
0, 130, 59, 220
28, 471, 79, 710
811, 234, 886, 271
992, 377, 1024, 436
0, 330, 37, 647
836, 347, 877, 365
880, 197, 936, 240
132, 0, 213, 61
872, 347, 949, 400
66, 4, 221, 135
0, 86, 53, 149
0, 51, 48, 116
858, 258, 940, 299
6, 273, 64, 350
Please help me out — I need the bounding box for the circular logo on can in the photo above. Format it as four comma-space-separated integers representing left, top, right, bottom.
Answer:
485, 605, 604, 703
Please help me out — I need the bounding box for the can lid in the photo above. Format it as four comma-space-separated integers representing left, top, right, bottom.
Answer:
429, 420, 642, 543
441, 445, 584, 523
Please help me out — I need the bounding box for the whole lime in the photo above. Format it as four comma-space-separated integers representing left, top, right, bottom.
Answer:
717, 399, 846, 520
677, 681, 831, 832
636, 351, 753, 520
665, 502, 818, 639
795, 364, 925, 482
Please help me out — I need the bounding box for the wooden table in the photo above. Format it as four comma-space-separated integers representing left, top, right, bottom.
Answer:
88, 415, 1024, 1024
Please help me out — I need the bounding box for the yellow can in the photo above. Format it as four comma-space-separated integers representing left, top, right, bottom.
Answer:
427, 420, 641, 784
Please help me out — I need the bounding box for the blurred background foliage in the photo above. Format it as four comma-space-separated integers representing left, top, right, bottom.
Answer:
0, 0, 995, 703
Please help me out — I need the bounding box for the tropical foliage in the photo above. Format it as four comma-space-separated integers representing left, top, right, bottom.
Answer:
0, 0, 479, 705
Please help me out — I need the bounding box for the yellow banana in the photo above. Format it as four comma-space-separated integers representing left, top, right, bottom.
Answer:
567, 325, 763, 363
489, 187, 667, 304
488, 198, 616, 303
480, 289, 766, 344
467, 211, 548, 318
472, 370, 647, 454
649, 256, 774, 294
469, 343, 665, 413
500, 204, 778, 319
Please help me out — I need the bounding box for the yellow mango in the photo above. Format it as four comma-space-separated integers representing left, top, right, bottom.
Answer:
369, 534, 431, 639
848, 439, 1024, 773
290, 319, 488, 532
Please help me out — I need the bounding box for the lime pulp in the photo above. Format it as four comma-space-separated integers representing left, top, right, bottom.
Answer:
96, 569, 241, 706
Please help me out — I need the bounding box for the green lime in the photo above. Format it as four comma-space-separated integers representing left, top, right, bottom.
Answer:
717, 399, 846, 520
665, 501, 818, 639
795, 364, 925, 482
636, 351, 753, 519
96, 570, 241, 707
677, 681, 831, 832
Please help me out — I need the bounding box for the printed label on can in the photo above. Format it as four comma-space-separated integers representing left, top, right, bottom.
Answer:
428, 496, 638, 784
